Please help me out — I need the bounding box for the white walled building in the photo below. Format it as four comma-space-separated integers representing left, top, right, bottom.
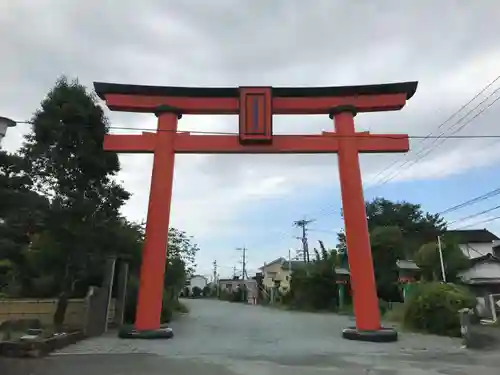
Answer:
187, 275, 208, 293
447, 229, 499, 259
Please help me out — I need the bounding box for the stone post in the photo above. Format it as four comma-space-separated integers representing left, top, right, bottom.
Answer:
459, 308, 472, 348
114, 261, 129, 327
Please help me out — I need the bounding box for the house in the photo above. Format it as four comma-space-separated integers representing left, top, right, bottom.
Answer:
187, 275, 208, 293
259, 257, 300, 292
397, 259, 420, 283
458, 253, 500, 319
446, 229, 500, 259
493, 241, 500, 258
217, 278, 258, 300
260, 257, 350, 292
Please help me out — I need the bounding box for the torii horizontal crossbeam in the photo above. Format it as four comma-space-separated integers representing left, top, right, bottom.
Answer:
103, 132, 409, 154
94, 81, 417, 115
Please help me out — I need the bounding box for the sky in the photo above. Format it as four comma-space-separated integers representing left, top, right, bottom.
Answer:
2, 1, 500, 280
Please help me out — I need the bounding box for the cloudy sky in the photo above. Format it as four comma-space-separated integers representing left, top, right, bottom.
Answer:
2, 1, 500, 279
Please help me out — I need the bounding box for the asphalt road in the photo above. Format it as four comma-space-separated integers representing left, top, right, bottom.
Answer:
2, 299, 500, 375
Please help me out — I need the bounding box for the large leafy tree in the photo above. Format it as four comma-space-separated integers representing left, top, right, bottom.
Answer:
415, 236, 470, 282
335, 198, 446, 302
364, 198, 447, 257
370, 226, 405, 302
285, 246, 338, 310
0, 152, 50, 295
124, 226, 199, 323
336, 198, 446, 259
20, 77, 130, 325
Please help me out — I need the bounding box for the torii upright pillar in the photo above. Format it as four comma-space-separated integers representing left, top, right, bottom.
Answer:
331, 106, 383, 338
135, 111, 179, 330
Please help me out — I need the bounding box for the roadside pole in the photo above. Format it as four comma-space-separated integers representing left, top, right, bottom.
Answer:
437, 236, 447, 283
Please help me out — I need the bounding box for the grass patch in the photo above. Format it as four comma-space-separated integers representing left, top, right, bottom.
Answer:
173, 300, 189, 314
383, 303, 405, 323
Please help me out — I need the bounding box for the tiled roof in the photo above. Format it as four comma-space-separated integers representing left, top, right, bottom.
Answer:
259, 257, 286, 270
396, 260, 420, 270
446, 229, 499, 244
335, 267, 350, 275
469, 253, 500, 266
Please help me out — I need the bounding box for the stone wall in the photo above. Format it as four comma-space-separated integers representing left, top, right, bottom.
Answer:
0, 298, 115, 328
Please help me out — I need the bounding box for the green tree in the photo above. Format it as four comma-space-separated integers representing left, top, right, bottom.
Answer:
365, 198, 446, 257
370, 226, 405, 302
202, 286, 210, 297
415, 236, 470, 282
0, 152, 50, 296
285, 247, 338, 310
192, 286, 202, 297
124, 226, 199, 323
336, 198, 446, 259
21, 77, 130, 327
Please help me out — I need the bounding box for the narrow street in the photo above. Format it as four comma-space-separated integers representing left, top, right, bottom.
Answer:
3, 299, 500, 374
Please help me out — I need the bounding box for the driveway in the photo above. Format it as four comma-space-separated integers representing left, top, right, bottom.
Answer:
2, 299, 500, 374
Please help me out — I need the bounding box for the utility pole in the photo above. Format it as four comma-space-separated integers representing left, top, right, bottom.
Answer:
437, 235, 447, 283
232, 266, 237, 279
212, 260, 218, 284
237, 247, 248, 280
294, 219, 314, 263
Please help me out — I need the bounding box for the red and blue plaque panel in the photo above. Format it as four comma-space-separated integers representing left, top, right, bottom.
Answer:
238, 87, 272, 144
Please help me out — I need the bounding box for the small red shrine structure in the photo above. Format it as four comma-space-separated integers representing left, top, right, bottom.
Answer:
95, 81, 418, 340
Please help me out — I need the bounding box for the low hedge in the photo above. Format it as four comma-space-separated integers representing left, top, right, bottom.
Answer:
403, 282, 476, 337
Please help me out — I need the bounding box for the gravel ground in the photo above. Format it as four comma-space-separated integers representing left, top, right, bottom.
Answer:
2, 299, 499, 375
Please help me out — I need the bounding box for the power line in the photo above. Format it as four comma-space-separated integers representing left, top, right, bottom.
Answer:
455, 214, 500, 229
438, 186, 500, 215
236, 247, 248, 280
10, 118, 500, 139
364, 75, 500, 189
367, 93, 500, 189
212, 260, 218, 284
449, 204, 500, 226
293, 219, 314, 263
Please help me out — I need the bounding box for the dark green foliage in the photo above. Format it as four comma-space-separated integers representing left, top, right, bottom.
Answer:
19, 77, 130, 325
0, 152, 50, 295
0, 77, 198, 328
123, 226, 198, 323
231, 287, 245, 303
192, 286, 202, 297
370, 226, 404, 302
337, 198, 447, 259
403, 282, 476, 336
283, 248, 338, 311
202, 286, 210, 297
123, 276, 173, 324
336, 198, 448, 303
416, 236, 470, 282
218, 289, 232, 301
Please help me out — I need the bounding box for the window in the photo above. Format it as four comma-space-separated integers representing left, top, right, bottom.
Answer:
285, 276, 290, 281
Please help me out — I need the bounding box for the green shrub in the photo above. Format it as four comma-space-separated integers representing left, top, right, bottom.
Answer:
192, 286, 202, 297
218, 289, 231, 301
123, 277, 177, 324
172, 299, 189, 313
403, 282, 476, 337
383, 302, 405, 323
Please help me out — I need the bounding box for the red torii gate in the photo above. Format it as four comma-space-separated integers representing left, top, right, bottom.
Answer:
95, 81, 417, 342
